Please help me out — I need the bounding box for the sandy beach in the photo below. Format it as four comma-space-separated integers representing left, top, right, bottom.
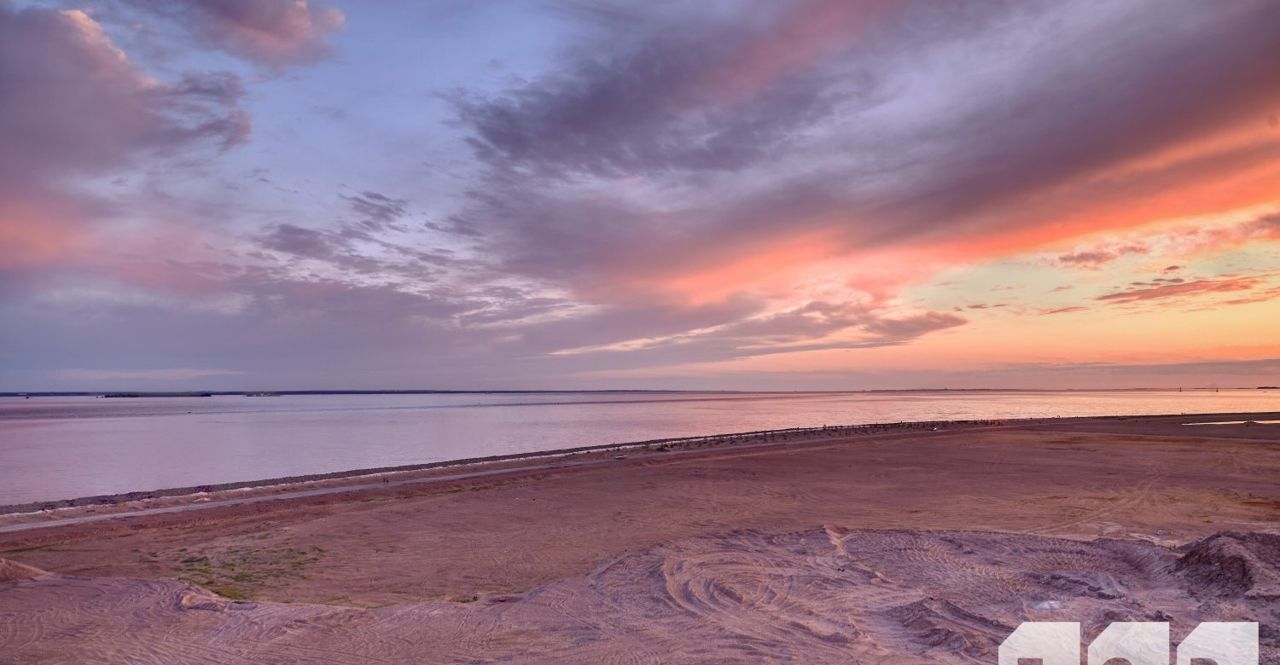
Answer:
2, 413, 1278, 663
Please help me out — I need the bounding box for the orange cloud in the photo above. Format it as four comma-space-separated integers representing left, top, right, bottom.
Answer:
938, 124, 1280, 261
651, 229, 843, 304
573, 115, 1280, 313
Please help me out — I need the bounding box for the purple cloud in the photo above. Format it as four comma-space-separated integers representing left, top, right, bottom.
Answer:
0, 4, 249, 274
343, 191, 409, 226
447, 0, 1280, 296
0, 6, 248, 183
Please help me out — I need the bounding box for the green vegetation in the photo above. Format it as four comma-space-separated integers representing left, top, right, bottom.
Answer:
173, 545, 326, 600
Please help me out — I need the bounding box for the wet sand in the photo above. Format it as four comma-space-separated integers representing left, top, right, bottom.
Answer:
1, 414, 1278, 663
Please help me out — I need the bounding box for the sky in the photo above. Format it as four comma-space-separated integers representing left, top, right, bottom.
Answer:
1, 0, 1278, 392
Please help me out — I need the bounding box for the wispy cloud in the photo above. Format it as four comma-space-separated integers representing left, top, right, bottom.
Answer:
1096, 276, 1261, 304
1057, 244, 1148, 269
1051, 212, 1280, 272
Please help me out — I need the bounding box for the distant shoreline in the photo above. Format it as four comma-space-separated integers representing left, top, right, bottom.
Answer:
3, 410, 1278, 517
3, 386, 1275, 398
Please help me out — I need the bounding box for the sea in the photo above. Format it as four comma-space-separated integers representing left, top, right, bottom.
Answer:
0, 389, 1276, 504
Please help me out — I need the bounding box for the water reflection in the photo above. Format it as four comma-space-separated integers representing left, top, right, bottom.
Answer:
1, 390, 1276, 504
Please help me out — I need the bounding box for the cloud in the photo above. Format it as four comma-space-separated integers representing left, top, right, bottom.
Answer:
122, 0, 345, 66
1096, 276, 1261, 304
1221, 285, 1280, 306
0, 4, 248, 271
861, 310, 967, 343
1051, 211, 1280, 271
450, 23, 840, 177
343, 191, 409, 227
1057, 250, 1117, 269
255, 216, 461, 278
1057, 243, 1148, 269
550, 300, 967, 367
3, 1, 1279, 390
0, 6, 247, 181
258, 223, 336, 260
725, 302, 967, 353
447, 0, 1280, 306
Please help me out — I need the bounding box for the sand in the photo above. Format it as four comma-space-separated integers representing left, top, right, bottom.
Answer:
1, 414, 1278, 663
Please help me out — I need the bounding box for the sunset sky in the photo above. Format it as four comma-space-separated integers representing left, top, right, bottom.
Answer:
2, 0, 1279, 391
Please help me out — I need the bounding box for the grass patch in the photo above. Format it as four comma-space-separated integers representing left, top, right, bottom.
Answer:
172, 544, 326, 600
206, 584, 253, 601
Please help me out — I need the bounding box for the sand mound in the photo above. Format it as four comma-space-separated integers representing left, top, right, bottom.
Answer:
1175, 532, 1280, 599
1027, 570, 1126, 599
176, 588, 258, 612
0, 558, 48, 583
883, 597, 1012, 659
2, 529, 1276, 664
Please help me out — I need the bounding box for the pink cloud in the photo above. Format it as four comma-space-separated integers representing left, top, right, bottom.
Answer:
1057, 243, 1149, 269
1064, 213, 1280, 271
126, 0, 345, 66
0, 7, 247, 180
1095, 276, 1260, 304
0, 4, 248, 270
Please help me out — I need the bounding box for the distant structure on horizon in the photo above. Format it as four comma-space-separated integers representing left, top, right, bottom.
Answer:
99, 392, 213, 398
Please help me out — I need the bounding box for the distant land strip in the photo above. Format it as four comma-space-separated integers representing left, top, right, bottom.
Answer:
3, 387, 1275, 398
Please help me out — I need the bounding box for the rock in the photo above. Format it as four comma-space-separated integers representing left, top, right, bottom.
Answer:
1174, 532, 1280, 599
178, 589, 228, 612
0, 558, 49, 583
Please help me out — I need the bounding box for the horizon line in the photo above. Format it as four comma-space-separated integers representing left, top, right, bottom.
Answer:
2, 386, 1274, 397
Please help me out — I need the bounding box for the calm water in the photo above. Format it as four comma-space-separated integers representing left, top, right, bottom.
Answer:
1, 390, 1276, 504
